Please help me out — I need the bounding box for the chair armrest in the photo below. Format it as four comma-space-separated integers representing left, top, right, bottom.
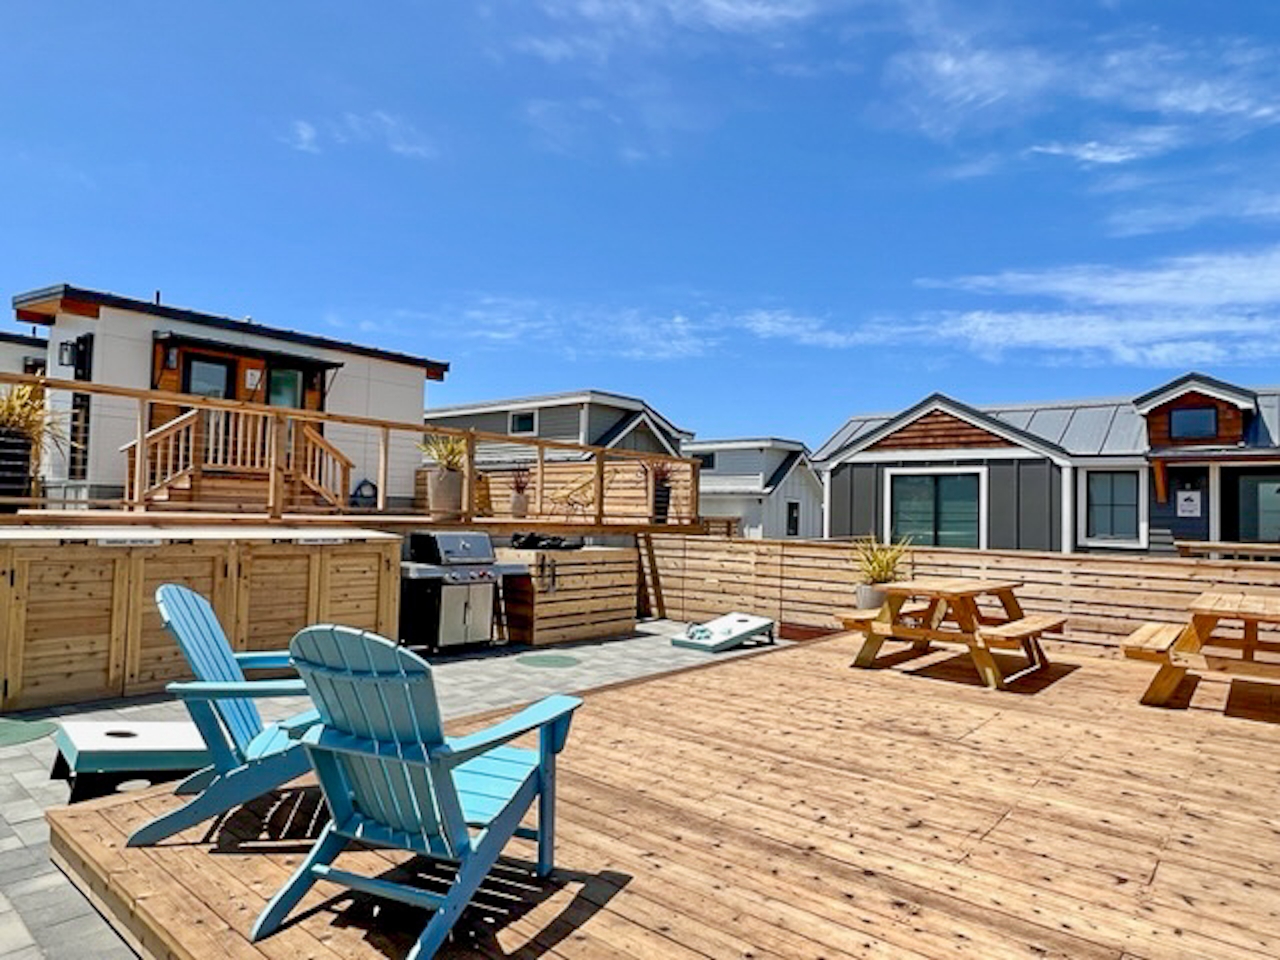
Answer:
432, 694, 582, 767
233, 651, 294, 671
279, 708, 321, 739
167, 678, 309, 700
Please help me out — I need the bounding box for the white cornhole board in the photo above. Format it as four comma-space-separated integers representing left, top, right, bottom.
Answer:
671, 612, 775, 653
53, 721, 211, 775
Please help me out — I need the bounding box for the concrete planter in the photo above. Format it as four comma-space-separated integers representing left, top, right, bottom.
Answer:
511, 491, 529, 519
856, 583, 887, 609
427, 468, 463, 519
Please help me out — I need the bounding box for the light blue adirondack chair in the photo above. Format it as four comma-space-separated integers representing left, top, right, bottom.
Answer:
252, 625, 582, 959
127, 584, 319, 847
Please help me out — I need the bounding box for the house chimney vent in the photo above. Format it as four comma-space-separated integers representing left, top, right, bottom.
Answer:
154, 290, 161, 304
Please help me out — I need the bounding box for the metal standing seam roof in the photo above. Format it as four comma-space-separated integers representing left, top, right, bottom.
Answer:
814, 389, 1280, 463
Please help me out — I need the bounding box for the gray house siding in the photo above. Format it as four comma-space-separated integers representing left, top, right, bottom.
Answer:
587, 404, 623, 444
829, 458, 1061, 550
611, 422, 668, 453
538, 404, 582, 441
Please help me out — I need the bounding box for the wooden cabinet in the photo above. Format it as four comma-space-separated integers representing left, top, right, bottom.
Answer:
0, 527, 400, 711
497, 547, 638, 646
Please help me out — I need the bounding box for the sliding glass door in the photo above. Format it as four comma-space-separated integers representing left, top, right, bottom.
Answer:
890, 472, 981, 547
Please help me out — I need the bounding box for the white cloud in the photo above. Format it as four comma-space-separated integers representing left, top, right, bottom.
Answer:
283, 120, 320, 154
281, 111, 437, 160
930, 245, 1280, 309
1028, 126, 1185, 166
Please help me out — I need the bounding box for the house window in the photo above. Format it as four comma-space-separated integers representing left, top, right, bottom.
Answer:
696, 452, 716, 470
1169, 407, 1217, 440
786, 501, 800, 537
267, 368, 304, 408
509, 410, 537, 435
184, 357, 234, 399
1086, 471, 1140, 540
889, 473, 980, 548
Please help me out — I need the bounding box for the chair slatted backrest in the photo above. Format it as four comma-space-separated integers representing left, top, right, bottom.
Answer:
155, 584, 264, 760
290, 625, 470, 858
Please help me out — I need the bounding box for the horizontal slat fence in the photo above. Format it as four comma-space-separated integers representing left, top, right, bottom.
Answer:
646, 536, 1280, 649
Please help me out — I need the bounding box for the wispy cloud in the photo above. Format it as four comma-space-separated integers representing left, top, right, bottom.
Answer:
929, 245, 1280, 309
1028, 126, 1185, 166
282, 111, 437, 160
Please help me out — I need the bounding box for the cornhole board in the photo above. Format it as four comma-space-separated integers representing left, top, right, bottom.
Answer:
671, 612, 776, 653
51, 721, 211, 802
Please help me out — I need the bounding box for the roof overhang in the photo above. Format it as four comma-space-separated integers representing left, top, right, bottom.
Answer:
153, 331, 344, 372
1133, 373, 1256, 414
820, 393, 1073, 469
683, 437, 808, 454
13, 283, 448, 380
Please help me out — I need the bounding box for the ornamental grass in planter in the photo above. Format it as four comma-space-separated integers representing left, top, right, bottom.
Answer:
418, 434, 467, 519
852, 536, 911, 608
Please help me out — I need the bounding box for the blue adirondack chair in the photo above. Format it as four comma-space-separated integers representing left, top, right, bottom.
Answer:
127, 584, 319, 847
252, 624, 581, 959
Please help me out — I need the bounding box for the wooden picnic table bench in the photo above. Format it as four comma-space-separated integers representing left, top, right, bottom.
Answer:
1125, 590, 1280, 707
845, 577, 1059, 690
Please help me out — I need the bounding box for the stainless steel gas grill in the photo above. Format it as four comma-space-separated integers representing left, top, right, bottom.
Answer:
399, 531, 527, 649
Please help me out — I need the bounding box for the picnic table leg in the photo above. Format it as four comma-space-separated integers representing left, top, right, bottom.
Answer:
955, 598, 1007, 690
1020, 635, 1049, 671
1140, 657, 1187, 707
1243, 620, 1259, 661
995, 588, 1024, 622
851, 596, 903, 669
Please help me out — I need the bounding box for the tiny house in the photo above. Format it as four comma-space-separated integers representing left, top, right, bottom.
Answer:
12, 284, 448, 508
815, 372, 1280, 553
683, 438, 823, 539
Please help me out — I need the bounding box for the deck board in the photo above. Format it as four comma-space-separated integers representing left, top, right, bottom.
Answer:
47, 634, 1280, 959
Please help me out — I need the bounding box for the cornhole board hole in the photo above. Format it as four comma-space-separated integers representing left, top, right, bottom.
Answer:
51, 721, 211, 802
671, 612, 776, 653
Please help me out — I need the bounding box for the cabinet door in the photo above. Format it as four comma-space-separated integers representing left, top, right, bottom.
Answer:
127, 544, 233, 695
467, 584, 495, 643
4, 547, 129, 710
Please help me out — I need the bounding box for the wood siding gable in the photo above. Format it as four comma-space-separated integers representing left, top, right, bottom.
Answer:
868, 409, 1016, 451
1145, 390, 1246, 447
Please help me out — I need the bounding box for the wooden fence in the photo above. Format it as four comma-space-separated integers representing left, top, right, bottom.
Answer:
645, 536, 1280, 649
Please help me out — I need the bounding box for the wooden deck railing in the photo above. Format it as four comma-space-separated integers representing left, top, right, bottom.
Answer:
1176, 540, 1280, 561
0, 371, 702, 527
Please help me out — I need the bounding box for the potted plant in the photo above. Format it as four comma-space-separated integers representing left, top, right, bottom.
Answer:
0, 386, 62, 513
852, 536, 910, 608
647, 461, 674, 524
510, 466, 531, 518
418, 434, 467, 519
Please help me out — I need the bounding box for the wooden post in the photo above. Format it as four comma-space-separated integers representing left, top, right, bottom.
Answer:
535, 446, 545, 517
131, 399, 148, 511
190, 407, 205, 484
376, 427, 389, 512
268, 413, 288, 519
689, 457, 701, 523
462, 429, 478, 522
645, 462, 655, 521
594, 451, 605, 527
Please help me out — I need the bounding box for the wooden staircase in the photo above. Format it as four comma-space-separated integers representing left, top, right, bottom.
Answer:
123, 409, 353, 512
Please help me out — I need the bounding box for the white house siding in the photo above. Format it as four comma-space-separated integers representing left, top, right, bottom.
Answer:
0, 338, 44, 374
43, 306, 428, 503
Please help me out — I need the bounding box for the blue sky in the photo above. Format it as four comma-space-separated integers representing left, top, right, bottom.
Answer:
5, 1, 1280, 450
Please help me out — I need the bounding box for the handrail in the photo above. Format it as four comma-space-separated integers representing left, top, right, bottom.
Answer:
296, 424, 353, 508
119, 408, 200, 453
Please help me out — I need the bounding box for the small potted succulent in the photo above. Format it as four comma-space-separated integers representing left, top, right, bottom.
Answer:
510, 466, 531, 519
852, 536, 910, 608
418, 434, 467, 519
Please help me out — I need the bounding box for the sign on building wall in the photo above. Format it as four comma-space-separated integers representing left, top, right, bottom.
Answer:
1176, 490, 1202, 518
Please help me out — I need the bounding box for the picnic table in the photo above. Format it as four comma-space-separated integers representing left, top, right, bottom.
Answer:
841, 577, 1063, 690
1127, 590, 1280, 706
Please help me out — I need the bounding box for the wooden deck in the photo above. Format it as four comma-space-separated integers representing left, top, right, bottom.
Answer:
48, 634, 1280, 959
